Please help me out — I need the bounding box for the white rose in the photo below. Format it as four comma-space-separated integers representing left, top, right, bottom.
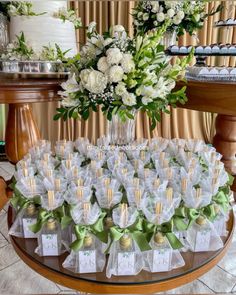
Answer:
156, 12, 165, 22
122, 92, 136, 106
177, 11, 185, 20
143, 13, 149, 21
80, 69, 107, 94
97, 57, 110, 73
167, 9, 175, 18
106, 48, 123, 65
142, 97, 153, 105
115, 82, 127, 96
8, 5, 17, 16
107, 65, 124, 83
173, 16, 182, 25
121, 54, 135, 73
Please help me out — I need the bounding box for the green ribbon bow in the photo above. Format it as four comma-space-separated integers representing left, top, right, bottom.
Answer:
212, 190, 230, 213
70, 212, 108, 252
143, 219, 183, 250
109, 225, 151, 252
29, 208, 54, 233
173, 207, 188, 231
11, 190, 41, 212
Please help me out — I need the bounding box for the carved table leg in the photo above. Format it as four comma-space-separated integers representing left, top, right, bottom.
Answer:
5, 103, 40, 163
213, 114, 236, 200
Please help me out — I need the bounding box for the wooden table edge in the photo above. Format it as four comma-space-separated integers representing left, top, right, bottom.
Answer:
8, 209, 235, 294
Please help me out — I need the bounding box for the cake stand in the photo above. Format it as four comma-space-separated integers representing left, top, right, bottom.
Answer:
0, 75, 62, 163
7, 205, 234, 294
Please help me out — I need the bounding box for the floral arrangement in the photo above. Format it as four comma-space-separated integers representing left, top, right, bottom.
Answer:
133, 0, 223, 36
7, 1, 45, 17
54, 7, 82, 30
55, 22, 192, 129
0, 32, 71, 62
6, 1, 82, 30
9, 138, 232, 276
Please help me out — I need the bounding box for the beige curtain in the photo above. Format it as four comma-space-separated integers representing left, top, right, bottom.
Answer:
30, 1, 236, 145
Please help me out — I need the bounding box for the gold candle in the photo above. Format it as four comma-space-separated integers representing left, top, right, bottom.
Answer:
133, 177, 140, 187
134, 189, 142, 207
163, 159, 169, 168
120, 203, 128, 227
96, 168, 103, 177
166, 187, 173, 203
76, 187, 84, 201
140, 150, 146, 161
181, 178, 187, 193
66, 160, 72, 169
73, 167, 79, 178
46, 169, 53, 178
48, 190, 55, 210
155, 202, 163, 215
54, 178, 61, 191
160, 152, 165, 166
104, 178, 111, 187
67, 153, 73, 160
29, 177, 36, 193
23, 168, 28, 177
195, 188, 202, 199
107, 188, 113, 207
77, 178, 84, 186
98, 151, 104, 160
21, 160, 27, 169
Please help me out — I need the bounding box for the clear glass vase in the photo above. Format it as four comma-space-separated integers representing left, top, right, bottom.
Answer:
160, 30, 177, 49
0, 13, 9, 53
107, 110, 137, 146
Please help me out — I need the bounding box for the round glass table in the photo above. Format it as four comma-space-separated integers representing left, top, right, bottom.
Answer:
7, 206, 235, 294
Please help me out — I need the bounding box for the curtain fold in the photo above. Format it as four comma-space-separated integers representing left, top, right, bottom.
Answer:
1, 1, 234, 143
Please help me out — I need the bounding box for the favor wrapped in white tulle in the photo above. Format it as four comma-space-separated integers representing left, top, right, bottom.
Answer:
40, 191, 64, 211
182, 187, 212, 209
126, 187, 146, 209
71, 202, 101, 225
185, 139, 205, 153
113, 166, 135, 186
143, 233, 185, 273
186, 216, 223, 252
55, 140, 74, 158
149, 137, 169, 152
94, 176, 120, 192
106, 204, 144, 278
63, 202, 106, 273
96, 187, 123, 209
64, 184, 92, 205
43, 176, 67, 193
9, 204, 38, 238
145, 179, 168, 195
14, 166, 35, 181
75, 137, 90, 156
15, 176, 45, 198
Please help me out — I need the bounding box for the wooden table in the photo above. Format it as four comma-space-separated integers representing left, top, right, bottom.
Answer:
7, 206, 234, 294
0, 76, 62, 163
178, 80, 236, 193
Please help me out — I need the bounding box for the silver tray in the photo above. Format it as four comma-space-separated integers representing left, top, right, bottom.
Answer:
0, 60, 70, 78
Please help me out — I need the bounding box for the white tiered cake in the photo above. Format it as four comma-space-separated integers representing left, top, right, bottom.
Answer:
9, 1, 78, 57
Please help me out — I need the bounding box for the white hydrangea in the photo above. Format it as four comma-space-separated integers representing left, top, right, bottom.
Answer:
143, 13, 149, 21
151, 1, 159, 13
97, 57, 110, 73
80, 69, 107, 94
115, 82, 127, 96
107, 65, 124, 83
121, 54, 135, 73
122, 92, 136, 106
106, 48, 123, 65
177, 11, 185, 20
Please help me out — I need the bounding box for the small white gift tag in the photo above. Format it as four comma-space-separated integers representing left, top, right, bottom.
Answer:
213, 215, 225, 236
194, 229, 211, 252
22, 218, 37, 238
117, 252, 135, 275
42, 234, 59, 256
152, 248, 172, 272
77, 250, 96, 273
